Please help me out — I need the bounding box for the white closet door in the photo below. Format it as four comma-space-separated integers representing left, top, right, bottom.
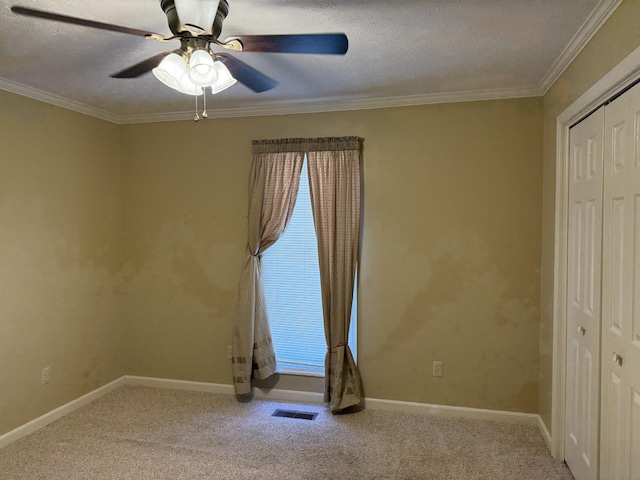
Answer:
601, 81, 640, 480
566, 106, 605, 480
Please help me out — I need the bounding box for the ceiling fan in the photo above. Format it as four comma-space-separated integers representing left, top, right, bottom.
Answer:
10, 0, 349, 99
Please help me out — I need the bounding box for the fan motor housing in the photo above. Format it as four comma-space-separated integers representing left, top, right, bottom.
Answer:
160, 0, 229, 38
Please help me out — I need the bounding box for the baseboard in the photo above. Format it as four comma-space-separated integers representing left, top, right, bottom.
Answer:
123, 375, 235, 395
130, 377, 539, 425
252, 386, 325, 404
0, 376, 126, 450
364, 397, 539, 425
124, 375, 326, 404
538, 415, 553, 453
1, 375, 544, 450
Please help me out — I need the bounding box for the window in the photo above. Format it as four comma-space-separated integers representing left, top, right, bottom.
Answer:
262, 157, 357, 376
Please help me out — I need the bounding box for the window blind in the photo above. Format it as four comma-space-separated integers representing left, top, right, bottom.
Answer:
262, 158, 357, 375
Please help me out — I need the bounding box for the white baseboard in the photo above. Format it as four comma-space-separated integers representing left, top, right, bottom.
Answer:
123, 375, 235, 395
365, 397, 539, 425
538, 415, 553, 453
122, 375, 327, 404
252, 386, 325, 404
0, 376, 126, 450
0, 375, 545, 450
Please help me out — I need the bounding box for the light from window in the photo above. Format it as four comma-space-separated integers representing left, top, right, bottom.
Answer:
262, 158, 357, 376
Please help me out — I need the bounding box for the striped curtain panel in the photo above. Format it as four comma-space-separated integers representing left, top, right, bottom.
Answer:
231, 145, 303, 395
307, 138, 363, 412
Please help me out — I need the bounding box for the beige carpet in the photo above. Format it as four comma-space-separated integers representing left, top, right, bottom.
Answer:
0, 386, 573, 480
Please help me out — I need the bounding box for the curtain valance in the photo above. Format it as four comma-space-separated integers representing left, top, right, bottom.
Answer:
252, 137, 362, 154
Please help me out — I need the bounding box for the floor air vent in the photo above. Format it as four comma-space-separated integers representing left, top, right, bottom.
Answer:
272, 409, 318, 421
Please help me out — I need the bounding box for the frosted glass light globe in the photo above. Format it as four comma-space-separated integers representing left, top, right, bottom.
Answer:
188, 50, 218, 87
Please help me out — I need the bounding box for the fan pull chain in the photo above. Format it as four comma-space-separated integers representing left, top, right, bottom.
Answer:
202, 89, 208, 119
194, 92, 200, 122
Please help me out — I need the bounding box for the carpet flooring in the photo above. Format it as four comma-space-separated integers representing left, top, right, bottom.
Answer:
0, 386, 574, 479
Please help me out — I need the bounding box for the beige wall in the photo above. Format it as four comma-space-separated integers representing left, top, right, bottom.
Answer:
539, 0, 640, 431
121, 98, 543, 413
0, 91, 126, 435
0, 74, 544, 440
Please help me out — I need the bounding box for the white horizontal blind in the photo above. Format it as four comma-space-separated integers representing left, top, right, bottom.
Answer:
262, 158, 357, 376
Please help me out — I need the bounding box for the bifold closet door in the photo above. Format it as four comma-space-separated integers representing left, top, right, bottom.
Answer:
565, 106, 604, 480
601, 81, 640, 480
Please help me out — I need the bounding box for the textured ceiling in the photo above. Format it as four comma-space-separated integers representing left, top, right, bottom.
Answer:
0, 0, 616, 123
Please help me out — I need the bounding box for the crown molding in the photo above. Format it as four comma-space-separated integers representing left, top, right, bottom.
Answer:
0, 77, 120, 124
117, 86, 542, 124
0, 72, 540, 125
538, 0, 622, 94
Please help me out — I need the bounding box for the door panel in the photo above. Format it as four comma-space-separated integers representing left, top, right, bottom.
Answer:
631, 389, 640, 478
605, 370, 624, 479
601, 81, 640, 480
566, 106, 605, 480
610, 197, 625, 335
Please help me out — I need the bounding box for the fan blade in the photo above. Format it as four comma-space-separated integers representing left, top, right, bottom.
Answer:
221, 33, 348, 55
217, 53, 277, 93
10, 6, 167, 39
110, 52, 170, 79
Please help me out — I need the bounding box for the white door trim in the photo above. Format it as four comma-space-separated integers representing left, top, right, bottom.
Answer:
552, 44, 640, 459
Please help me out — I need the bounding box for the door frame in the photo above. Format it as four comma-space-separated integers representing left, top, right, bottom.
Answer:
552, 44, 640, 459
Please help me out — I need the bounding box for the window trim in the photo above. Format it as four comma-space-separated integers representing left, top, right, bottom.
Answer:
278, 367, 325, 378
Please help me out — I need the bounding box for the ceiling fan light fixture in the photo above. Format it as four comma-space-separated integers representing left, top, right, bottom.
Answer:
188, 49, 218, 87
211, 60, 237, 94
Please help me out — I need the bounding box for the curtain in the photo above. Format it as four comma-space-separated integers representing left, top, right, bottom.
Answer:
307, 138, 363, 412
231, 145, 303, 395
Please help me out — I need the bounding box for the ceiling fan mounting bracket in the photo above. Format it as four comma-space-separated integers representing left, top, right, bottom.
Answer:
159, 0, 180, 36
159, 0, 229, 38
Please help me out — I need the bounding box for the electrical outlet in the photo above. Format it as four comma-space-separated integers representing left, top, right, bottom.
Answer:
432, 361, 443, 377
41, 367, 50, 385
227, 345, 233, 361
